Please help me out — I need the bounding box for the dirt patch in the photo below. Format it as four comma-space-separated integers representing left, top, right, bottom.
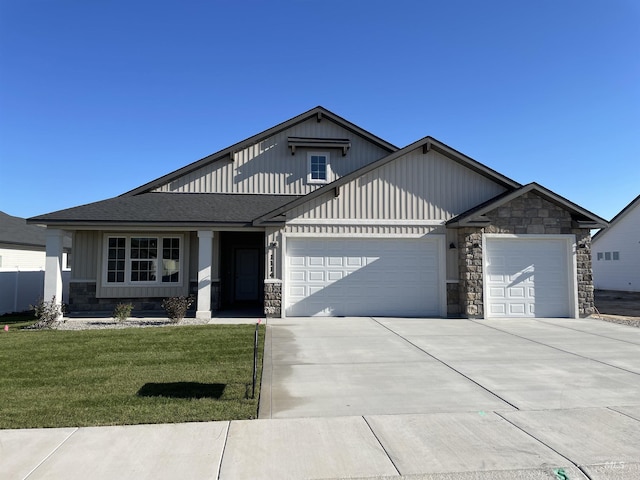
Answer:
593, 290, 640, 328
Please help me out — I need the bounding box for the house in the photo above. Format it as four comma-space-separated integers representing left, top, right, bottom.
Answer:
0, 211, 71, 314
592, 194, 640, 292
28, 106, 608, 319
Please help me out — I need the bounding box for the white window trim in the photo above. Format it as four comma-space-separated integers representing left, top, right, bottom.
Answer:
102, 234, 184, 287
307, 151, 331, 184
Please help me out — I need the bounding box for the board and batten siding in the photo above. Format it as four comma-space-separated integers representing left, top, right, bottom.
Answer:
592, 201, 640, 292
71, 231, 100, 280
286, 149, 508, 221
71, 231, 191, 299
152, 117, 391, 195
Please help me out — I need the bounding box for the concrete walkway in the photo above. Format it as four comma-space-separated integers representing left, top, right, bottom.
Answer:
3, 317, 640, 479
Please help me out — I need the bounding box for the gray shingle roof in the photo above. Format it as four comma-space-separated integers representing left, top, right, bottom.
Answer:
27, 193, 301, 226
0, 211, 72, 249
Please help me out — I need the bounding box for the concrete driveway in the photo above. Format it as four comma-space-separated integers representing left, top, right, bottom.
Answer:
245, 316, 640, 478
4, 317, 640, 479
260, 317, 640, 418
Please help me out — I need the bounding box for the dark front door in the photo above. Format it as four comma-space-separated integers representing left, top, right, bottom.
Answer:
234, 248, 260, 301
220, 232, 264, 309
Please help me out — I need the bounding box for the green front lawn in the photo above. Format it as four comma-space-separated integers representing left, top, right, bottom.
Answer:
0, 324, 264, 429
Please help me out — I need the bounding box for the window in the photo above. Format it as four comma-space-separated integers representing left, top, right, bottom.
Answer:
613, 251, 620, 261
307, 152, 330, 184
596, 252, 603, 261
604, 252, 611, 261
162, 237, 180, 282
130, 237, 157, 282
107, 238, 126, 283
105, 235, 182, 285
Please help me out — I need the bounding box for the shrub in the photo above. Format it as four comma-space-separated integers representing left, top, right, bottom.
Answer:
113, 303, 134, 322
31, 296, 65, 329
161, 296, 194, 323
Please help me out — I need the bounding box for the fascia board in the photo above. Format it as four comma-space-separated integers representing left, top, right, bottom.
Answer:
592, 194, 640, 242
122, 107, 398, 197
254, 136, 522, 225
449, 183, 609, 229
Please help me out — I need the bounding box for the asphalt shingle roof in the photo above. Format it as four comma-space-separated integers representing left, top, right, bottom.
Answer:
0, 211, 72, 249
28, 193, 300, 226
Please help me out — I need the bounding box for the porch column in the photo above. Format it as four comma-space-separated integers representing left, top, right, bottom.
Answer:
44, 229, 65, 321
196, 230, 214, 320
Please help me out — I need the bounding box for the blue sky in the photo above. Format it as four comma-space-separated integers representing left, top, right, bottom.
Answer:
1, 0, 638, 221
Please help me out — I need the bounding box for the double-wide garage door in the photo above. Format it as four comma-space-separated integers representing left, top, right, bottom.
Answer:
484, 237, 574, 318
285, 237, 442, 317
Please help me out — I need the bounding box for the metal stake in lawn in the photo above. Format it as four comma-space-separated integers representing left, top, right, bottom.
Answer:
252, 319, 261, 399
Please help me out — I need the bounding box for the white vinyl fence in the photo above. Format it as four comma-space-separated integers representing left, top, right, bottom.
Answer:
0, 270, 71, 315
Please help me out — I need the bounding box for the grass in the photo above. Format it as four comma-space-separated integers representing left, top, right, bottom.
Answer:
0, 312, 38, 330
0, 323, 264, 429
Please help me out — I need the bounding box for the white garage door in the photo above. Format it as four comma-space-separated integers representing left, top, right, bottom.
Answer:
285, 237, 442, 317
484, 237, 573, 318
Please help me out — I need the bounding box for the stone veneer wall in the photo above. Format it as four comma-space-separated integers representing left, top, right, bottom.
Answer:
264, 280, 282, 318
69, 282, 165, 312
457, 192, 594, 318
68, 281, 212, 315
446, 283, 461, 316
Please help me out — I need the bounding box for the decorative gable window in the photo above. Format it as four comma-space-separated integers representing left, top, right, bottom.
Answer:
307, 152, 330, 184
104, 235, 182, 285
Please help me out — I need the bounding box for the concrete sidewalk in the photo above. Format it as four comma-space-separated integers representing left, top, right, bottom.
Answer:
3, 317, 640, 479
4, 409, 640, 479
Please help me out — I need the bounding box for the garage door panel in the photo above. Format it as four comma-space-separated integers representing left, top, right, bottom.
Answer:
508, 287, 526, 298
485, 237, 572, 318
327, 271, 344, 281
286, 237, 441, 317
509, 304, 526, 315
289, 257, 305, 266
307, 271, 325, 282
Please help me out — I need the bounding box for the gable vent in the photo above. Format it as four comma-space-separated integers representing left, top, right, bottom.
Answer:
288, 137, 351, 156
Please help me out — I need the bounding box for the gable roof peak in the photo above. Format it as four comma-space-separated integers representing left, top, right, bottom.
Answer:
592, 193, 640, 242
121, 106, 397, 197
253, 135, 523, 225
446, 182, 608, 228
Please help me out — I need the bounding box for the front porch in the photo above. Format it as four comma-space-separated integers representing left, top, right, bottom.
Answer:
44, 229, 282, 321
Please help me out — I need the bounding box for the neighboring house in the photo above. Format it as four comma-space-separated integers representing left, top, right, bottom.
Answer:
592, 194, 640, 292
0, 211, 71, 314
28, 106, 607, 319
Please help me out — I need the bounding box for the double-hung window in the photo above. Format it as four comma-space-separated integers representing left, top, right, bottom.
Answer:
307, 152, 330, 184
105, 235, 182, 285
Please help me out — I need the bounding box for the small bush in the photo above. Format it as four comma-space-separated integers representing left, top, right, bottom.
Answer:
161, 296, 194, 323
31, 296, 65, 329
113, 303, 134, 322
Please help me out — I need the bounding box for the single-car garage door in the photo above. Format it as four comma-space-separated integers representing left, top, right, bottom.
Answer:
285, 237, 443, 317
484, 236, 574, 318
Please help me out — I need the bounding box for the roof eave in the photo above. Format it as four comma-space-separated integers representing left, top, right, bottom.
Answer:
254, 136, 522, 225
592, 194, 640, 242
26, 220, 261, 230
446, 183, 609, 229
425, 140, 521, 190
122, 106, 398, 197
